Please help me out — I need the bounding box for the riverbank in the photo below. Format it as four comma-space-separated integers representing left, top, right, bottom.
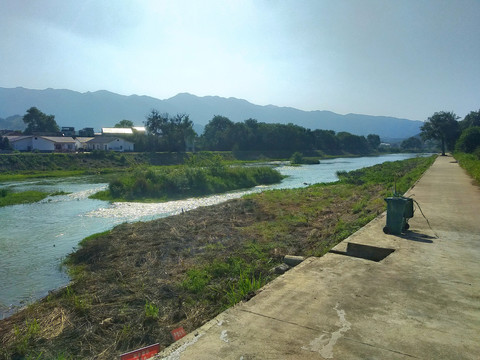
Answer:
0, 150, 412, 182
0, 189, 69, 207
0, 156, 435, 359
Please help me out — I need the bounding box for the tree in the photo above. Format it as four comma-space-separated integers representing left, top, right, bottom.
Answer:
0, 136, 11, 150
459, 110, 480, 131
367, 134, 381, 150
336, 132, 371, 154
401, 136, 423, 151
312, 129, 341, 154
201, 115, 235, 150
23, 107, 59, 134
145, 110, 169, 137
421, 111, 460, 156
144, 110, 195, 152
455, 127, 480, 153
115, 119, 134, 128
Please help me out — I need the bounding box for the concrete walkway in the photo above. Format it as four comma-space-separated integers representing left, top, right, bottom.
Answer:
156, 155, 480, 359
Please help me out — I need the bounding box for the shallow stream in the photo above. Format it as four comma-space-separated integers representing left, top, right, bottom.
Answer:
0, 154, 425, 318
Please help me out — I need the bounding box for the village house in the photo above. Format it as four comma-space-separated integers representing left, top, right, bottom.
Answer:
7, 135, 77, 152
74, 137, 95, 151
85, 136, 134, 152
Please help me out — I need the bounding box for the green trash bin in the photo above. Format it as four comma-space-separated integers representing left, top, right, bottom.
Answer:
404, 197, 414, 219
384, 197, 408, 235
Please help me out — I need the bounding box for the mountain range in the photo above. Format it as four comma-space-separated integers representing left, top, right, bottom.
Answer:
0, 87, 422, 140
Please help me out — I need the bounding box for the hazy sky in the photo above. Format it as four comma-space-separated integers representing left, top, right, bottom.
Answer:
1, 0, 479, 120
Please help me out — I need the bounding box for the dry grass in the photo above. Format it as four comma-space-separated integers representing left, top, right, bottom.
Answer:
0, 190, 381, 359
0, 157, 435, 359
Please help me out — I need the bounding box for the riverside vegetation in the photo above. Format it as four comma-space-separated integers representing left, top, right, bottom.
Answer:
0, 151, 186, 182
454, 151, 480, 184
0, 155, 436, 359
0, 189, 69, 207
90, 153, 284, 202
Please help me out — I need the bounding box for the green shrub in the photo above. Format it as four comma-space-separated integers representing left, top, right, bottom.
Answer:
182, 269, 211, 293
144, 301, 159, 319
290, 152, 303, 165
224, 272, 264, 307
95, 161, 284, 201
456, 127, 480, 153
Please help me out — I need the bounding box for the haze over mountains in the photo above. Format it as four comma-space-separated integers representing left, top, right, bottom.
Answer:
0, 87, 423, 139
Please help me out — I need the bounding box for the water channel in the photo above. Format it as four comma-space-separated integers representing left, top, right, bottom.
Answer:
0, 153, 425, 318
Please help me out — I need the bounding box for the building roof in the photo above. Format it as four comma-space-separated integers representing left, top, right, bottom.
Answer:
6, 135, 77, 143
5, 136, 30, 142
41, 136, 76, 143
102, 128, 133, 135
75, 137, 95, 143
102, 127, 145, 135
87, 136, 133, 144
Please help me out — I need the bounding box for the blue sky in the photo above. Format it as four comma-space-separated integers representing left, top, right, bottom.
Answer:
1, 0, 479, 120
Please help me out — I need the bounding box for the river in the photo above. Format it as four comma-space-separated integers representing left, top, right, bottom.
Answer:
0, 154, 425, 318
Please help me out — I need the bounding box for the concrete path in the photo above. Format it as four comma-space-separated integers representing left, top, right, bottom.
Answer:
156, 155, 480, 360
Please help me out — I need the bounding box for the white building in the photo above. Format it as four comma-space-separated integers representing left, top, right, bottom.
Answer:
7, 136, 76, 152
74, 137, 95, 151
86, 136, 134, 152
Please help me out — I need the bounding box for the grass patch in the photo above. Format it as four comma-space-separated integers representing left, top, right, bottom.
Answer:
0, 170, 91, 182
0, 190, 50, 207
144, 301, 160, 319
0, 189, 75, 207
78, 230, 111, 248
454, 152, 480, 184
49, 191, 71, 196
224, 272, 265, 307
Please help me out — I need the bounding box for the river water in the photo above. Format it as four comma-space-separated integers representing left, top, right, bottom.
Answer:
0, 154, 425, 318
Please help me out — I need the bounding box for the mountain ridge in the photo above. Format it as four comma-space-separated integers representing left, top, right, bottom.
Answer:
0, 87, 422, 139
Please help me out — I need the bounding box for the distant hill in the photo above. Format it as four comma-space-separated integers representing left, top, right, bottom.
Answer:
0, 87, 423, 139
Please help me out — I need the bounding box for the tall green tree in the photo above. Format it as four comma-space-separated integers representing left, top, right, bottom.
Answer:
201, 115, 235, 150
311, 129, 341, 154
114, 119, 134, 128
421, 111, 460, 156
459, 110, 480, 131
23, 107, 59, 134
455, 127, 480, 153
336, 132, 371, 155
367, 134, 381, 150
144, 111, 195, 152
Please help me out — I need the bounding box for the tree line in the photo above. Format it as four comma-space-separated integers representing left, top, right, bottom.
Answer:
132, 111, 381, 155
4, 106, 479, 157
